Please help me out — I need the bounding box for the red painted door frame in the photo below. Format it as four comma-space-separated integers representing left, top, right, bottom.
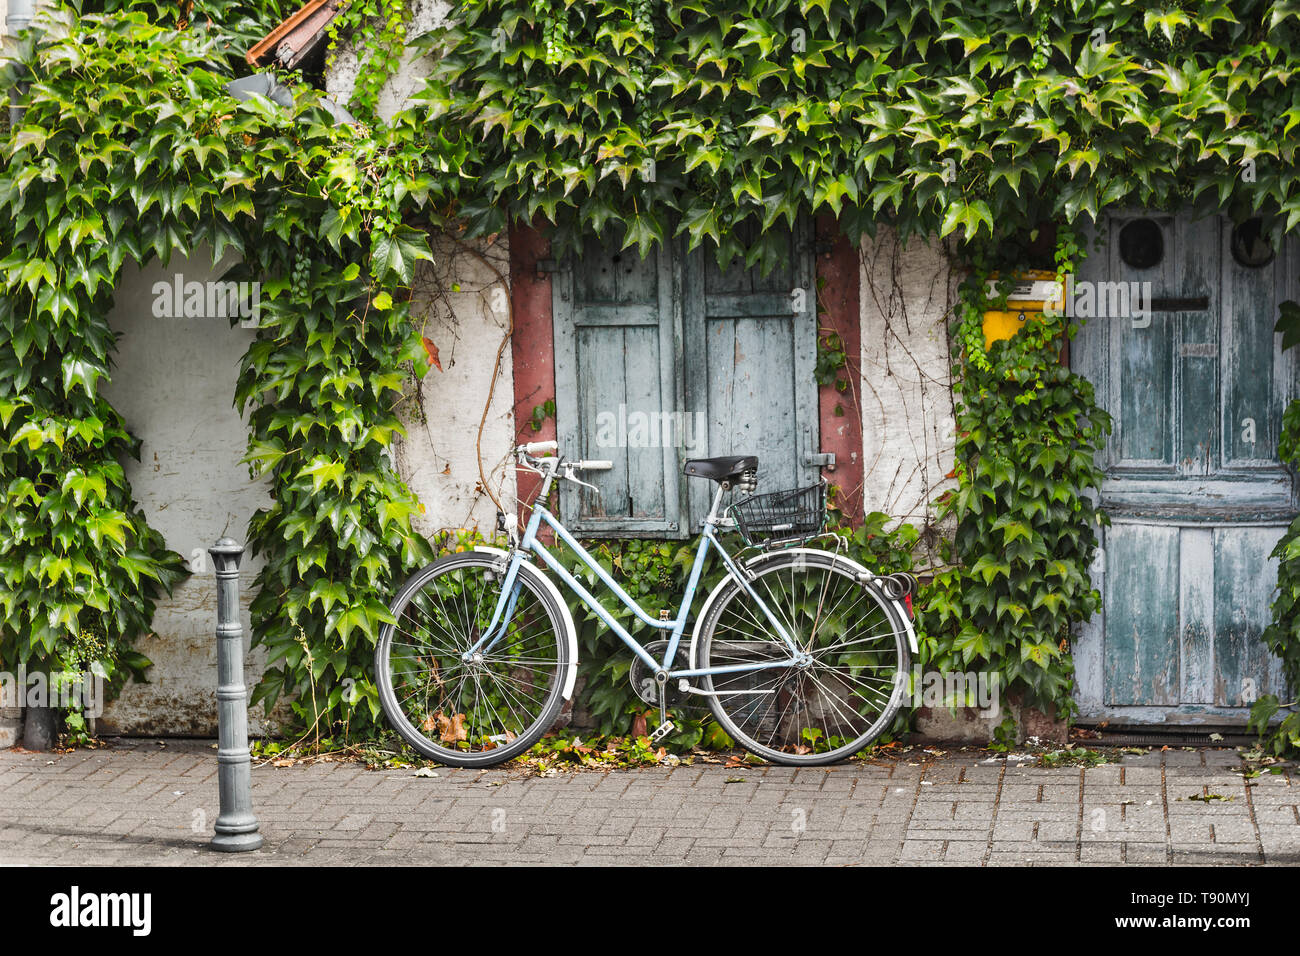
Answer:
814, 213, 865, 523
508, 223, 557, 532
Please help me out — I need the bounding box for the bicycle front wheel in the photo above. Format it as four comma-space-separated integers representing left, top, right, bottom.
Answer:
697, 550, 910, 766
375, 552, 569, 767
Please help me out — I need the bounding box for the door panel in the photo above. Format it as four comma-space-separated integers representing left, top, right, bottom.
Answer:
1175, 217, 1221, 475
554, 235, 684, 535
1103, 523, 1180, 706
1118, 314, 1173, 464
1213, 526, 1288, 706
1179, 527, 1215, 705
553, 221, 818, 537
703, 314, 799, 490
1223, 223, 1286, 467
1111, 214, 1178, 467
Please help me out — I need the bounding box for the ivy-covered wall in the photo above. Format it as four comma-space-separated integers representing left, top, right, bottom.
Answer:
8, 0, 1300, 754
64, 1, 966, 737
322, 3, 956, 545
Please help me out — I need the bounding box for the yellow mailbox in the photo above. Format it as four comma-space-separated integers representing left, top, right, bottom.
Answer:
982, 269, 1060, 347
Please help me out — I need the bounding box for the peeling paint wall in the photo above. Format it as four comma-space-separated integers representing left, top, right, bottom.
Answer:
99, 251, 274, 736
400, 237, 518, 537
858, 228, 959, 546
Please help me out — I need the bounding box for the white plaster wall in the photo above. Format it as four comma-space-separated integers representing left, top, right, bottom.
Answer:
399, 237, 517, 537
859, 228, 959, 554
99, 251, 274, 735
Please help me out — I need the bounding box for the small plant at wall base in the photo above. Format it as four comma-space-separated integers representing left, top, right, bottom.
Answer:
1249, 301, 1300, 758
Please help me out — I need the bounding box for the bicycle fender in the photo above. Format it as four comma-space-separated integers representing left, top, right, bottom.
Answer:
686, 548, 918, 669
473, 547, 580, 701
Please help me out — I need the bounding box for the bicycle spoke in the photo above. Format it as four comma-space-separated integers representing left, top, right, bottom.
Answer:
378, 557, 565, 763
702, 554, 908, 763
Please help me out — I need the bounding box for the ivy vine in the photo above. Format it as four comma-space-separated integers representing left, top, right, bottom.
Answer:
921, 228, 1110, 736
327, 0, 411, 119
1251, 303, 1300, 757
0, 8, 435, 740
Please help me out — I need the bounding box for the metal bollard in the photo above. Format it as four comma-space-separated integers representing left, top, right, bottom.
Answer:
208, 537, 263, 852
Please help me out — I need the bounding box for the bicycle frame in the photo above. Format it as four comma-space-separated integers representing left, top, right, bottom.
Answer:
465, 478, 804, 681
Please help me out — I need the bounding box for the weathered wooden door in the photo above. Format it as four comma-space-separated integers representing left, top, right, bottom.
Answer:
682, 221, 821, 528
1072, 212, 1295, 723
552, 221, 820, 537
552, 233, 685, 535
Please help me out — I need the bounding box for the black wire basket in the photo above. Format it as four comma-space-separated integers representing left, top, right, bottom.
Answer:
729, 483, 826, 546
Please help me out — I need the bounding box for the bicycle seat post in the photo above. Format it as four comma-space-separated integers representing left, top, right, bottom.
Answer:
705, 484, 727, 528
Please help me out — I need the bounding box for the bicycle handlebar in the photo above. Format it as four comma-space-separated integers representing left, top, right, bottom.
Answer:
519, 440, 558, 455
570, 460, 613, 471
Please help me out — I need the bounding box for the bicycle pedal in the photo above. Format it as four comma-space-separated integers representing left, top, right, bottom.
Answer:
649, 720, 675, 744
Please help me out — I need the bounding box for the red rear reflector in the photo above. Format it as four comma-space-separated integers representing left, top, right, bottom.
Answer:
904, 593, 914, 618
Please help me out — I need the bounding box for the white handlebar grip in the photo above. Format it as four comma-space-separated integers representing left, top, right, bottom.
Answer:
575, 460, 614, 471
522, 440, 558, 455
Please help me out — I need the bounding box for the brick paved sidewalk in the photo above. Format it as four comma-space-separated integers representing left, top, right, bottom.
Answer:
0, 740, 1296, 866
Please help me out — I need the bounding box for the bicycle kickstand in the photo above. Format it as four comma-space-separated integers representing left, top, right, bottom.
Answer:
649, 692, 674, 744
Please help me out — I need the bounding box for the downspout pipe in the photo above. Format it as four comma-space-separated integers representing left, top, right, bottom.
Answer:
7, 0, 36, 126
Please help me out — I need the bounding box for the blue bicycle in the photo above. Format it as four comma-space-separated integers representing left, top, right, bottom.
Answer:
375, 440, 918, 767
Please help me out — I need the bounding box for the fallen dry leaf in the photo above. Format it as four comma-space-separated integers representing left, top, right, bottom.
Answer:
435, 712, 469, 744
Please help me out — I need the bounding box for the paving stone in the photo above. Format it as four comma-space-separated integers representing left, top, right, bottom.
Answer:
0, 741, 1295, 866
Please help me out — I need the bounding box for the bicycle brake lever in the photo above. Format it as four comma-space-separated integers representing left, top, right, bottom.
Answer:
516, 454, 544, 476
562, 466, 600, 494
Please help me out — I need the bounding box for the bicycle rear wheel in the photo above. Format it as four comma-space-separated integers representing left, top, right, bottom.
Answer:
697, 550, 910, 765
375, 552, 569, 768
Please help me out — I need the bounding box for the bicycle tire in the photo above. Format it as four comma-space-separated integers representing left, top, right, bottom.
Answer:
697, 550, 910, 766
375, 552, 569, 768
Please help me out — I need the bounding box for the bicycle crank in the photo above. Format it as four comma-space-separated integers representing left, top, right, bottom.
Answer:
628, 640, 685, 707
